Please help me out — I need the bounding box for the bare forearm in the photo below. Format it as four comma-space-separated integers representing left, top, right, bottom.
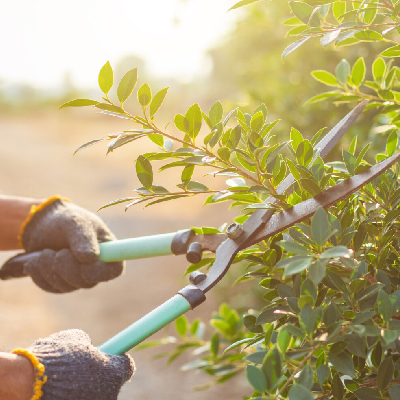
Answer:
0, 195, 44, 250
0, 352, 35, 400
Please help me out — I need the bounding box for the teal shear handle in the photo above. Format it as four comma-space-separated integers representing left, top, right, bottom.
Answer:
99, 285, 206, 355
98, 294, 192, 354
98, 232, 177, 262
0, 229, 196, 280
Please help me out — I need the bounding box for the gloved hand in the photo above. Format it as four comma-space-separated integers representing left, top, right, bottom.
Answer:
1, 196, 124, 292
13, 329, 135, 400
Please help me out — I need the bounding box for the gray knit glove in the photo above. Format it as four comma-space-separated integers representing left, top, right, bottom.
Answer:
4, 197, 124, 292
27, 329, 135, 400
21, 197, 116, 263
2, 248, 124, 293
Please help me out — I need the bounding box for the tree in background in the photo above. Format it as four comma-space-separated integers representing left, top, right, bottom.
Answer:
60, 1, 400, 399
208, 1, 400, 158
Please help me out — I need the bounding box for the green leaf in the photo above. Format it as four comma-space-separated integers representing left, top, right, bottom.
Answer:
320, 246, 350, 258
311, 206, 330, 246
392, 2, 400, 20
288, 384, 313, 400
224, 338, 254, 354
377, 357, 394, 392
300, 178, 321, 196
186, 181, 208, 191
289, 1, 313, 24
343, 149, 356, 175
174, 114, 189, 133
277, 328, 291, 354
261, 346, 282, 392
381, 45, 400, 57
332, 373, 344, 400
389, 385, 400, 400
98, 61, 113, 95
277, 240, 309, 255
311, 70, 339, 87
354, 387, 382, 400
354, 31, 383, 42
333, 1, 346, 22
223, 107, 238, 126
117, 68, 138, 104
98, 197, 135, 211
74, 137, 108, 155
284, 257, 313, 277
257, 306, 291, 324
246, 364, 267, 393
378, 290, 393, 323
309, 260, 326, 286
95, 103, 125, 115
349, 136, 357, 155
321, 30, 341, 47
60, 99, 99, 109
336, 59, 350, 85
250, 111, 265, 133
290, 128, 303, 151
299, 305, 322, 334
218, 147, 231, 162
329, 350, 355, 377
386, 130, 398, 156
301, 278, 317, 302
352, 57, 366, 88
209, 101, 223, 126
175, 315, 188, 337
147, 133, 164, 148
244, 314, 264, 334
228, 0, 261, 11
297, 365, 313, 390
136, 155, 153, 189
138, 83, 152, 107
373, 57, 386, 84
210, 332, 219, 356
317, 364, 330, 385
282, 37, 311, 59
185, 104, 202, 139
181, 165, 194, 184
150, 87, 168, 118
305, 91, 340, 105
296, 140, 313, 166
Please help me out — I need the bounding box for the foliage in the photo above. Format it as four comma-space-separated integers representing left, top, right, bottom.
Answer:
271, 0, 400, 128
62, 59, 400, 399
208, 0, 400, 158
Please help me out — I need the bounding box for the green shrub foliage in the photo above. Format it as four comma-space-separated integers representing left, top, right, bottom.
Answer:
62, 1, 400, 396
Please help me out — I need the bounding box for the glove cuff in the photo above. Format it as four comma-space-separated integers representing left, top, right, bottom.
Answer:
18, 196, 70, 248
12, 348, 47, 400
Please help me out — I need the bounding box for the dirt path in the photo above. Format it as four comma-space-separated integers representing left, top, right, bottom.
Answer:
0, 110, 247, 399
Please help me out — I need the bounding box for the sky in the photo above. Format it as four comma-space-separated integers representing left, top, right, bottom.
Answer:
0, 0, 239, 89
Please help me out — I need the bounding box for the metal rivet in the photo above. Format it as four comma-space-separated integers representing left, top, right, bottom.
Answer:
189, 271, 207, 285
226, 222, 245, 241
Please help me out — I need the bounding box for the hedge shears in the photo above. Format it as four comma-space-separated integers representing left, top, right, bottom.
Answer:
3, 100, 400, 355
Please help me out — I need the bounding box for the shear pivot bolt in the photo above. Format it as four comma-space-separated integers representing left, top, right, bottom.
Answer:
226, 223, 245, 241
186, 242, 203, 264
189, 271, 207, 285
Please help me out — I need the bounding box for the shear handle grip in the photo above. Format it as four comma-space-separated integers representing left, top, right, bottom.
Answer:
98, 294, 191, 354
0, 230, 190, 280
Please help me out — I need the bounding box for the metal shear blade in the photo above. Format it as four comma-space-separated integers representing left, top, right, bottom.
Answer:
195, 100, 375, 293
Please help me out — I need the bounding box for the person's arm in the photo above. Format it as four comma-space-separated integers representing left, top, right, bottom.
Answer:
0, 195, 44, 250
0, 352, 35, 400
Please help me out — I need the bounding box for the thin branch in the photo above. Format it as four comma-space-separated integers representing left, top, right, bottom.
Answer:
274, 348, 318, 399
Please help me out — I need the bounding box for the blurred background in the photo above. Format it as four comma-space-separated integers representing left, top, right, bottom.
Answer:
0, 0, 386, 398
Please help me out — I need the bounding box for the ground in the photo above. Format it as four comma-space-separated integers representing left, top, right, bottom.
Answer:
0, 108, 248, 399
